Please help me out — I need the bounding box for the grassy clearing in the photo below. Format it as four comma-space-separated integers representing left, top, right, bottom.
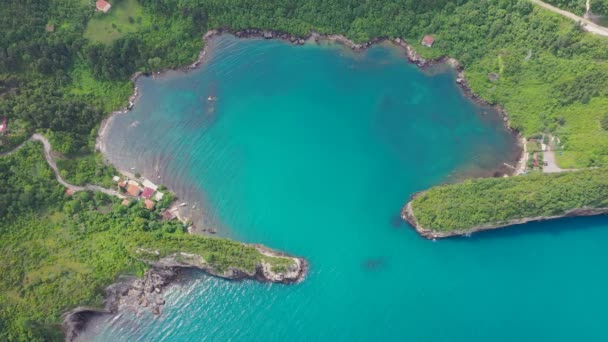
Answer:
84, 0, 148, 44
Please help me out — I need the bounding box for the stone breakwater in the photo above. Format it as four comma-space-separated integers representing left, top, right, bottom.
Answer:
402, 192, 608, 239
63, 247, 306, 341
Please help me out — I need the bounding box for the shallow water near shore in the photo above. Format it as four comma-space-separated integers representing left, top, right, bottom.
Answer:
89, 35, 608, 341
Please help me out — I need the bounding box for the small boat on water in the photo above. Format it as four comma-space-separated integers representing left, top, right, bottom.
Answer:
179, 202, 187, 207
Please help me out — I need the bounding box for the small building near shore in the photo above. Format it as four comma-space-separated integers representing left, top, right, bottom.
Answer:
154, 191, 164, 201
142, 179, 158, 191
144, 199, 156, 211
141, 187, 155, 199
126, 184, 142, 197
161, 210, 176, 220
96, 0, 112, 13
421, 35, 435, 47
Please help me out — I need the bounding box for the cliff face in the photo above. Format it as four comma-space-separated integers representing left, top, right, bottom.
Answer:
63, 247, 307, 341
150, 247, 307, 284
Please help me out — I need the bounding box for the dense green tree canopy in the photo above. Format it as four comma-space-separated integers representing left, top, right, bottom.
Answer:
2, 0, 608, 340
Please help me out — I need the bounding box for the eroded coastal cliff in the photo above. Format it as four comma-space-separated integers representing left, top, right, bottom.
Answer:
63, 245, 306, 341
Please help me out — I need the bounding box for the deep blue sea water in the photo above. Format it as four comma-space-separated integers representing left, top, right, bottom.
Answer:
91, 36, 608, 341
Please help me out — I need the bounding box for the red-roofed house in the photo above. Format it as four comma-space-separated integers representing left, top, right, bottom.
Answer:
141, 187, 155, 199
126, 183, 142, 197
421, 35, 435, 48
96, 0, 112, 13
0, 117, 6, 134
144, 199, 156, 211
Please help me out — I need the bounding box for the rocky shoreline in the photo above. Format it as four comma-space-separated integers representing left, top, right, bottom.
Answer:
63, 246, 306, 341
80, 28, 521, 341
402, 191, 608, 239
97, 27, 521, 172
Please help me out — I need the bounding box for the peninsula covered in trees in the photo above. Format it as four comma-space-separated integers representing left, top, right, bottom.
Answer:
405, 168, 608, 238
2, 0, 608, 340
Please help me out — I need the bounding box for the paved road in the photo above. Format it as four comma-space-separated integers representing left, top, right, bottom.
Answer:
530, 0, 608, 37
2, 134, 125, 199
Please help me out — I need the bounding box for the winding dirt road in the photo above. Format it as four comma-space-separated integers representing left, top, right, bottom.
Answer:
1, 134, 125, 199
531, 0, 608, 37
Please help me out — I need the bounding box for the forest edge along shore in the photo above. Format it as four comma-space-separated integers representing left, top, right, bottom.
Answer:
75, 29, 520, 340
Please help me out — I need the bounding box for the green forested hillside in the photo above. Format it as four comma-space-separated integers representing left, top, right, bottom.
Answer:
2, 0, 608, 166
2, 0, 608, 340
411, 168, 608, 231
0, 143, 295, 341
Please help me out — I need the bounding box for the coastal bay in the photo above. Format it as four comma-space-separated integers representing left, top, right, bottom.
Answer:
5, 1, 608, 340
80, 35, 561, 341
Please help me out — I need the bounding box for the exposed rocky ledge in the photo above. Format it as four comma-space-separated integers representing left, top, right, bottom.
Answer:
62, 247, 306, 341
402, 192, 608, 239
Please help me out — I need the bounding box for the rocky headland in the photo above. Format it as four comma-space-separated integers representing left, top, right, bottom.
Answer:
402, 191, 608, 239
63, 246, 306, 341
80, 28, 518, 342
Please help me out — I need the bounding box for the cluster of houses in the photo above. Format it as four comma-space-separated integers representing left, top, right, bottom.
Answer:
115, 177, 176, 219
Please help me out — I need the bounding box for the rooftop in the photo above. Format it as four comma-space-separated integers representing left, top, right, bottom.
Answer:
142, 179, 158, 191
162, 210, 176, 220
422, 35, 435, 47
144, 199, 156, 210
141, 187, 155, 199
96, 0, 112, 13
126, 184, 141, 197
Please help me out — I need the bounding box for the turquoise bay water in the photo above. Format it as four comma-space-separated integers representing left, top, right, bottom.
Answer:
93, 36, 608, 341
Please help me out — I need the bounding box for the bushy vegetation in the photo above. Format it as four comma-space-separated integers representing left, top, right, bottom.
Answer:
592, 0, 608, 15
411, 168, 608, 231
131, 233, 295, 273
2, 0, 608, 167
3, 0, 608, 339
544, 0, 587, 15
543, 0, 608, 15
0, 143, 296, 341
56, 152, 117, 187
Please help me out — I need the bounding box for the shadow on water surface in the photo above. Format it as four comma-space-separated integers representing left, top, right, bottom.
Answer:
442, 214, 608, 243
